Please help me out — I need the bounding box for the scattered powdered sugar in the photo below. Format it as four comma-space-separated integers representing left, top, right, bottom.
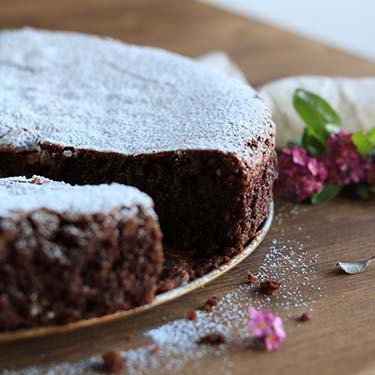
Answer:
252, 238, 321, 313
2, 359, 100, 375
3, 203, 321, 375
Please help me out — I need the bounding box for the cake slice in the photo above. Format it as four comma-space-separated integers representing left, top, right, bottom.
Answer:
0, 28, 276, 255
0, 176, 163, 331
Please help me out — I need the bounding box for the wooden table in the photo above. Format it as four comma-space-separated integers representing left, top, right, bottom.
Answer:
1, 1, 375, 374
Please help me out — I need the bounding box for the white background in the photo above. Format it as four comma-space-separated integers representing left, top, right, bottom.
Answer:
201, 0, 375, 61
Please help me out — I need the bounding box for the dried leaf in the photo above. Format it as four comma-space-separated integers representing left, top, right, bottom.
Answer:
336, 255, 375, 275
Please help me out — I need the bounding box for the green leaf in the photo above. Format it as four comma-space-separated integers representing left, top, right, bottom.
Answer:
301, 127, 324, 156
311, 184, 342, 205
293, 89, 342, 145
356, 184, 371, 200
352, 131, 372, 156
367, 128, 375, 144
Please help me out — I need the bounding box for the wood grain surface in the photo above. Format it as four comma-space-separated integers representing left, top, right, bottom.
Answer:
1, 1, 375, 374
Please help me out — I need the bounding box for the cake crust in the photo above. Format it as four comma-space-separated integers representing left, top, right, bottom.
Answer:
0, 28, 274, 163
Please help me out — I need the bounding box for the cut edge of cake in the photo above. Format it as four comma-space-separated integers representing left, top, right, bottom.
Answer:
0, 176, 163, 331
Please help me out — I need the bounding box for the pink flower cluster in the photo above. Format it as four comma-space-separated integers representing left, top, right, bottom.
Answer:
276, 130, 375, 202
322, 130, 370, 185
247, 307, 286, 351
275, 146, 327, 202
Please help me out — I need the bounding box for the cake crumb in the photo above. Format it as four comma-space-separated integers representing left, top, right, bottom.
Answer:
247, 272, 258, 285
30, 176, 43, 185
223, 255, 231, 264
259, 279, 281, 295
198, 333, 226, 345
298, 312, 311, 322
186, 309, 197, 321
157, 278, 175, 293
149, 345, 159, 354
201, 296, 220, 312
101, 350, 125, 374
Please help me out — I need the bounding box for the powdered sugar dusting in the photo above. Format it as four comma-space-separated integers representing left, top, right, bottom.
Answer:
3, 203, 321, 375
0, 176, 154, 217
251, 238, 320, 312
0, 28, 273, 162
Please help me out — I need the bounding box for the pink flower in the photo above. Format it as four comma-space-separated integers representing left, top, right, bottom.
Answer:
275, 146, 327, 202
247, 307, 286, 351
321, 130, 370, 185
292, 147, 305, 166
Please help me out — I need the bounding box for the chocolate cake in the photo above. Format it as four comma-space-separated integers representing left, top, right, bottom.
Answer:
0, 28, 276, 254
0, 176, 163, 330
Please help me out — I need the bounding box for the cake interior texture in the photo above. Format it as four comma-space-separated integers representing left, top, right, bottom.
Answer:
0, 146, 275, 255
0, 177, 163, 330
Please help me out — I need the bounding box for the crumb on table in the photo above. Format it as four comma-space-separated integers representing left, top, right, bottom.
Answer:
186, 309, 197, 321
259, 279, 281, 295
247, 272, 258, 285
298, 312, 311, 322
198, 333, 226, 345
201, 296, 220, 312
101, 350, 125, 374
